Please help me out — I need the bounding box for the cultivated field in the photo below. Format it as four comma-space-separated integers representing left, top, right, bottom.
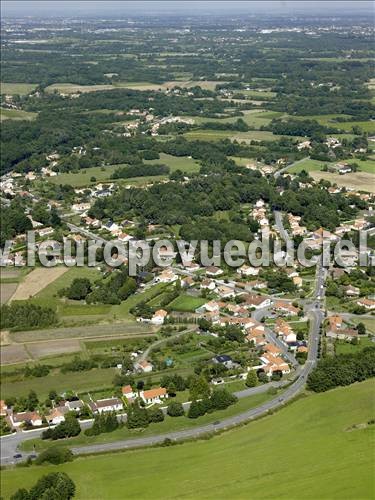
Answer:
2, 380, 373, 499
1, 344, 30, 364
311, 171, 375, 193
10, 322, 155, 343
0, 283, 18, 304
26, 339, 82, 359
10, 267, 69, 301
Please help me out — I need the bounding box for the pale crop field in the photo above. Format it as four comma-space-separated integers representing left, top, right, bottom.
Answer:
9, 267, 69, 301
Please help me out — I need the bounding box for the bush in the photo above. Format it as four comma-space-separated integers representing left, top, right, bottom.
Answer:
126, 404, 149, 429
210, 388, 237, 410
307, 346, 375, 392
11, 472, 75, 500
148, 407, 165, 423
35, 447, 73, 465
167, 401, 184, 417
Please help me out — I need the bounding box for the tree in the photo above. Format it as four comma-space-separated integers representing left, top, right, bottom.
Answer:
245, 370, 258, 388
65, 278, 91, 300
357, 322, 366, 335
35, 447, 74, 465
12, 472, 76, 500
187, 400, 206, 419
167, 401, 184, 417
148, 407, 164, 423
210, 389, 237, 410
189, 375, 211, 401
127, 403, 149, 429
27, 390, 39, 411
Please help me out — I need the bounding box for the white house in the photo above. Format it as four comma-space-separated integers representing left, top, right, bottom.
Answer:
151, 309, 168, 325
11, 411, 42, 428
46, 406, 69, 425
121, 385, 137, 400
134, 360, 153, 373
90, 398, 123, 414
237, 265, 260, 277
140, 387, 168, 404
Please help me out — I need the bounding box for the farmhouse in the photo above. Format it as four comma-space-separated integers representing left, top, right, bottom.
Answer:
64, 400, 84, 412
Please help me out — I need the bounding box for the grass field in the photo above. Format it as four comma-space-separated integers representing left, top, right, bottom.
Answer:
0, 108, 37, 121
0, 83, 37, 95
47, 165, 120, 187
311, 171, 375, 193
184, 129, 282, 142
335, 336, 374, 355
3, 380, 374, 499
167, 294, 206, 312
289, 157, 375, 176
0, 366, 117, 400
144, 153, 201, 173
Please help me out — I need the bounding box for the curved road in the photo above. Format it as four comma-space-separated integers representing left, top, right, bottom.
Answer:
1, 215, 326, 463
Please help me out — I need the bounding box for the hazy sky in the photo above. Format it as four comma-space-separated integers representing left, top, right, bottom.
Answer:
2, 1, 373, 17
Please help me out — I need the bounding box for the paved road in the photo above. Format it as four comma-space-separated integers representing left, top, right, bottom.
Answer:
1, 216, 326, 463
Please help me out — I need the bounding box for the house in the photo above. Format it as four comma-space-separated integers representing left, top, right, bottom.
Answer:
117, 232, 133, 242
274, 301, 299, 317
181, 276, 195, 288
344, 285, 360, 297
200, 278, 216, 291
38, 227, 54, 238
260, 353, 290, 377
244, 294, 272, 309
245, 331, 266, 346
263, 343, 283, 357
325, 314, 358, 340
356, 298, 375, 310
151, 309, 168, 325
11, 411, 42, 428
46, 406, 69, 425
216, 285, 236, 298
134, 360, 153, 373
220, 316, 256, 331
237, 265, 259, 277
64, 399, 84, 413
245, 280, 267, 291
292, 276, 303, 288
205, 266, 223, 277
157, 246, 177, 260
156, 269, 178, 283
274, 318, 297, 343
90, 398, 123, 414
141, 387, 168, 404
122, 385, 137, 400
72, 203, 91, 213
0, 400, 8, 416
213, 354, 235, 369
199, 300, 221, 313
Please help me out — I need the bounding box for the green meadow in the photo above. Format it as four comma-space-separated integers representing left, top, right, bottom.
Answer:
0, 82, 38, 95
0, 108, 37, 121
2, 380, 373, 499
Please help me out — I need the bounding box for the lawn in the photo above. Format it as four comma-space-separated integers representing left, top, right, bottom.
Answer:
0, 108, 37, 121
167, 294, 206, 312
335, 336, 374, 355
4, 380, 374, 499
47, 165, 120, 187
144, 153, 201, 173
0, 366, 117, 400
0, 82, 38, 95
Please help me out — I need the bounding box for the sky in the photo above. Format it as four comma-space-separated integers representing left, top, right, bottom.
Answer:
1, 1, 373, 18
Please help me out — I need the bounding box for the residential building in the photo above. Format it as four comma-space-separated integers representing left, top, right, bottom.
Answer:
134, 360, 153, 373
122, 385, 137, 400
205, 266, 224, 277
89, 398, 123, 414
151, 309, 168, 325
11, 411, 42, 428
141, 387, 168, 404
46, 406, 69, 425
